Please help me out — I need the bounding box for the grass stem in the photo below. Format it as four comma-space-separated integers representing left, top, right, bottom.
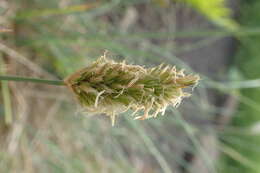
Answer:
0, 75, 65, 86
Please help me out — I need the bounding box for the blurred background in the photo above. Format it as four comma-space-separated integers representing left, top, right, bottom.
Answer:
0, 0, 260, 172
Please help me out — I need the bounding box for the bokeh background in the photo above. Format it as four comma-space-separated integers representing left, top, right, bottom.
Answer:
0, 0, 260, 172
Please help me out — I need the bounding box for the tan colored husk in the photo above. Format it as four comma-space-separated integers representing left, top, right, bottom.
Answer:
65, 53, 200, 125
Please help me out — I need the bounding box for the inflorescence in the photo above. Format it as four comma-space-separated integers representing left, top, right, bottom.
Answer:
65, 54, 200, 125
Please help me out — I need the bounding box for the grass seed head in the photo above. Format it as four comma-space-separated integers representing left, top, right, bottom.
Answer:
65, 54, 200, 125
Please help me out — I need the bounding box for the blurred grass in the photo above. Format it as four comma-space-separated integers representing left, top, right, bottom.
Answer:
2, 1, 206, 172
1, 0, 259, 173
0, 57, 12, 124
218, 0, 260, 172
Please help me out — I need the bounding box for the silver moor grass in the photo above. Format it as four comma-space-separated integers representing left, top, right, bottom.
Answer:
65, 54, 200, 125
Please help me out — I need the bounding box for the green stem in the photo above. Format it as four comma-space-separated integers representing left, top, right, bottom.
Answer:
0, 75, 65, 86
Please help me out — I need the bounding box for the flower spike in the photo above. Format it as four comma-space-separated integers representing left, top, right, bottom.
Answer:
65, 53, 200, 125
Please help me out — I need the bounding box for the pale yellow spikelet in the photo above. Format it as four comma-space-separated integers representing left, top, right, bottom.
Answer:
65, 53, 200, 125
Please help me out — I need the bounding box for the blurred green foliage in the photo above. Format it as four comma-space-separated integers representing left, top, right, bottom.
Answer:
219, 0, 260, 172
182, 0, 237, 29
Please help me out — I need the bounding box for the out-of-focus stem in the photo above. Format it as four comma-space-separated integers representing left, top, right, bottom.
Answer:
0, 75, 65, 86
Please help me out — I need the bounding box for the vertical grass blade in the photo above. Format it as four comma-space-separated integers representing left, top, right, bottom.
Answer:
0, 57, 13, 125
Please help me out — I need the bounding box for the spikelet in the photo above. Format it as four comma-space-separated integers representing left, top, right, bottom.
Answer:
64, 53, 200, 125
